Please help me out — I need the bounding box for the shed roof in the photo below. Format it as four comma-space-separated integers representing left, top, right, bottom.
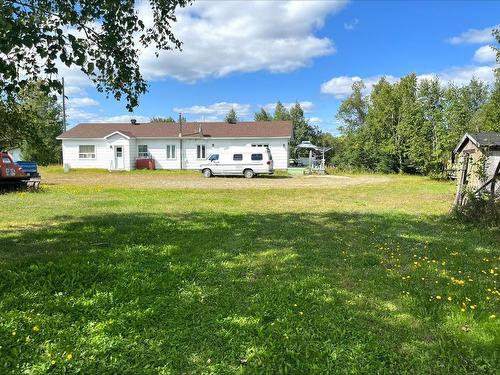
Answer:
57, 121, 293, 140
453, 132, 500, 154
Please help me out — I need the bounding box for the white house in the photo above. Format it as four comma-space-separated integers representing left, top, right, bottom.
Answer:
57, 121, 293, 171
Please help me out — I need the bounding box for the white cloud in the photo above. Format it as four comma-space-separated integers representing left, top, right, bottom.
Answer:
67, 97, 99, 107
308, 117, 322, 124
262, 101, 314, 113
320, 75, 398, 98
473, 45, 497, 63
138, 0, 347, 81
321, 65, 496, 99
447, 24, 499, 44
344, 18, 359, 31
173, 102, 251, 119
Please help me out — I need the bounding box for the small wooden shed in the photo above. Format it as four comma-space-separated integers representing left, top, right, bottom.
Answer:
453, 132, 500, 206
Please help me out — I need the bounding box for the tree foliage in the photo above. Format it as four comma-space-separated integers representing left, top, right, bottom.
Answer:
225, 108, 238, 124
150, 116, 177, 123
0, 82, 63, 165
0, 0, 191, 110
254, 108, 273, 121
334, 74, 500, 174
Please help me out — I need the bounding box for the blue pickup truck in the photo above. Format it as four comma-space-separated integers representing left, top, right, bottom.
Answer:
15, 161, 40, 178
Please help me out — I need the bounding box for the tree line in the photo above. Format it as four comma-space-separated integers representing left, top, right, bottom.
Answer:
330, 29, 500, 175
332, 72, 500, 175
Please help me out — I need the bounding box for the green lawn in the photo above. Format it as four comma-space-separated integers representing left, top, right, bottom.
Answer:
0, 172, 498, 374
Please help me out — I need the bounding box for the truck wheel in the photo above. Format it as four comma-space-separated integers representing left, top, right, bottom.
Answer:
244, 169, 254, 178
203, 168, 212, 178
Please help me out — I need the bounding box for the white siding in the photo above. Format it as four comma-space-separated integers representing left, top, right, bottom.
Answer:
62, 135, 132, 170
62, 137, 290, 170
134, 139, 181, 169
62, 140, 112, 169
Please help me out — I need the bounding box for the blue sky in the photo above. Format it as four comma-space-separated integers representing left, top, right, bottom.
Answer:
62, 0, 499, 134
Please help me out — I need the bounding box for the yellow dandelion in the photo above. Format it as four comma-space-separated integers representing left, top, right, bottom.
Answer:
12, 331, 16, 336
470, 305, 476, 310
32, 325, 40, 332
436, 295, 442, 300
293, 303, 297, 307
51, 360, 56, 366
489, 314, 496, 320
447, 296, 452, 301
299, 311, 303, 315
66, 353, 73, 360
461, 308, 466, 312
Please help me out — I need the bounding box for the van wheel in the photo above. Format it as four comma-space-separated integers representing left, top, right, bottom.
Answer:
244, 169, 254, 178
203, 168, 212, 178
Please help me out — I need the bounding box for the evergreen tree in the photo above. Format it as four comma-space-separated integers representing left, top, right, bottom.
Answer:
254, 108, 273, 121
273, 101, 291, 121
289, 102, 320, 158
225, 108, 238, 124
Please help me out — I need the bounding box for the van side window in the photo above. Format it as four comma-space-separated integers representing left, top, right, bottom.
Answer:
251, 153, 263, 161
233, 154, 243, 161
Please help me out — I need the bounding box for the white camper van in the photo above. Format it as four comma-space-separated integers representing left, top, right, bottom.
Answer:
200, 146, 273, 178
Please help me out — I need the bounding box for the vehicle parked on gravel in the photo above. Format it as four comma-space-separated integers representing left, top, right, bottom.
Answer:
200, 146, 273, 178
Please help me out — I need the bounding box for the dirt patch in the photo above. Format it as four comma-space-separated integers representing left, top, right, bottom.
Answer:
43, 171, 391, 190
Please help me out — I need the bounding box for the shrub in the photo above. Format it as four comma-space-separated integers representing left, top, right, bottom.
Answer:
451, 190, 500, 226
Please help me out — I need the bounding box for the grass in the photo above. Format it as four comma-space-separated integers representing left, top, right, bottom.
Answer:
0, 172, 498, 374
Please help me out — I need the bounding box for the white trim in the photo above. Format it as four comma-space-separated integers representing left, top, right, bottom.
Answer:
454, 133, 479, 154
104, 131, 132, 140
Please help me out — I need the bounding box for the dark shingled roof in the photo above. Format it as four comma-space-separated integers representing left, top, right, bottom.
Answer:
454, 132, 500, 154
469, 132, 500, 147
57, 121, 293, 139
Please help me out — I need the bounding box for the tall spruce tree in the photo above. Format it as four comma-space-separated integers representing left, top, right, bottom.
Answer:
225, 108, 238, 124
273, 101, 291, 121
254, 108, 273, 121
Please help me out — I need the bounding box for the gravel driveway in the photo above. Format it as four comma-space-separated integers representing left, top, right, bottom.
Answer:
44, 171, 390, 189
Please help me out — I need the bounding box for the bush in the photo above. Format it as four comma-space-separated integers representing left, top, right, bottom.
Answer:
451, 191, 500, 226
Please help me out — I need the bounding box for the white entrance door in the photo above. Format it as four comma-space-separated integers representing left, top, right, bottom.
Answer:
114, 146, 125, 170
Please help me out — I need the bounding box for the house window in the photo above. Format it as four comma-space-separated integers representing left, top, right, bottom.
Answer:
233, 154, 243, 161
138, 145, 149, 159
166, 145, 176, 159
251, 153, 263, 161
79, 145, 95, 159
197, 145, 206, 159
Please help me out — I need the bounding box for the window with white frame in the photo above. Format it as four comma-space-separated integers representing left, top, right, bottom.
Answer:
79, 145, 96, 159
166, 145, 176, 159
197, 145, 206, 159
138, 145, 149, 159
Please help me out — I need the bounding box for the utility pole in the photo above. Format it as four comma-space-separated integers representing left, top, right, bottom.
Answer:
62, 77, 67, 132
178, 112, 183, 170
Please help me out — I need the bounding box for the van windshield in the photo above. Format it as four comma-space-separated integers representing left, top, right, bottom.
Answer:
208, 154, 219, 161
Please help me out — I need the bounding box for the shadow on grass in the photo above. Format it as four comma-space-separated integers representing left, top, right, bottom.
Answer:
0, 211, 498, 373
